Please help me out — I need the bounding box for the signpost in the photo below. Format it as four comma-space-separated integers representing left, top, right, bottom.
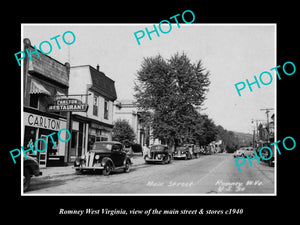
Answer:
48, 95, 89, 164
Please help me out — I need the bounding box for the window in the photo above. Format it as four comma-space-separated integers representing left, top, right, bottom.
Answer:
104, 100, 109, 119
29, 94, 39, 108
93, 94, 98, 116
112, 144, 122, 151
100, 136, 108, 141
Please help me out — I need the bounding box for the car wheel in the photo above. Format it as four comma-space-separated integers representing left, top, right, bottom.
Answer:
75, 169, 82, 175
124, 159, 131, 173
164, 155, 171, 164
23, 167, 31, 192
103, 162, 112, 176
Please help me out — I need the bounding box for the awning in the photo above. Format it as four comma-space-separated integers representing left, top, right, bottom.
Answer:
30, 80, 51, 96
55, 90, 67, 98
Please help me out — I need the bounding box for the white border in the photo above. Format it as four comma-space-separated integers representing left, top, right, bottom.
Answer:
21, 23, 277, 196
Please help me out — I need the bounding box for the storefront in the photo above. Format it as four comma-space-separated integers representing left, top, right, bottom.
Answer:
67, 115, 113, 160
23, 108, 67, 167
88, 122, 112, 151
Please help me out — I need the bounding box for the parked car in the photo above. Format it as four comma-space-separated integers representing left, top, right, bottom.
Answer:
185, 144, 201, 158
233, 147, 254, 158
173, 146, 193, 160
74, 141, 132, 176
257, 146, 274, 167
233, 149, 246, 158
144, 144, 172, 164
244, 147, 255, 157
23, 155, 42, 192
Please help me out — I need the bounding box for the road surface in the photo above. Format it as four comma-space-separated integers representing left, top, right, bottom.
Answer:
26, 153, 275, 195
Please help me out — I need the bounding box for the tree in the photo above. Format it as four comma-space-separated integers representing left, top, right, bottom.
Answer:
216, 125, 240, 153
134, 52, 210, 146
194, 114, 218, 146
112, 119, 135, 144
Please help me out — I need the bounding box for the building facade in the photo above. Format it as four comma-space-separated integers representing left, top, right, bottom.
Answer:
23, 38, 70, 167
68, 65, 117, 161
114, 99, 152, 146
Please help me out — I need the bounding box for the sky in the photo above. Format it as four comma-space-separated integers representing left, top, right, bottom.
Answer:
22, 24, 276, 133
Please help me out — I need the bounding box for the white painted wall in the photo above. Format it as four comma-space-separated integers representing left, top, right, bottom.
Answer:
69, 66, 114, 126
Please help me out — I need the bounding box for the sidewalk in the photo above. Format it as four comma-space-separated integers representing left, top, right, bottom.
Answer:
40, 153, 145, 179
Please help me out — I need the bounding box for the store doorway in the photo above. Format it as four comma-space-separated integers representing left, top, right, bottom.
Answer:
38, 135, 48, 168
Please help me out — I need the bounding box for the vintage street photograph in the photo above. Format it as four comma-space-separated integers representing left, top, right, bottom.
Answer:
21, 24, 276, 195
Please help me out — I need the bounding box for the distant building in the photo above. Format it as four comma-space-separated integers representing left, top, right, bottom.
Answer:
68, 65, 117, 161
257, 113, 274, 148
269, 113, 275, 143
114, 99, 148, 145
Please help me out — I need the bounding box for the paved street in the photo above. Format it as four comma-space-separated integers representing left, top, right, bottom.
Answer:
26, 153, 274, 195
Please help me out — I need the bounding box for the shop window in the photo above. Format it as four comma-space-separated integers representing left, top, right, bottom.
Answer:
24, 126, 37, 157
100, 136, 108, 141
93, 95, 98, 116
104, 100, 109, 119
48, 133, 59, 156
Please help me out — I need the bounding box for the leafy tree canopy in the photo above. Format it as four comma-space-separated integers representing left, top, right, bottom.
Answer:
112, 119, 136, 144
134, 52, 211, 145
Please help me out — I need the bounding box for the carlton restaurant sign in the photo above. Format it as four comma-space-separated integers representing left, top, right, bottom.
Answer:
48, 98, 88, 112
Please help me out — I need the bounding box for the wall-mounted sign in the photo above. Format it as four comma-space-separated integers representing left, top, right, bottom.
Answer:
24, 112, 66, 131
48, 98, 88, 112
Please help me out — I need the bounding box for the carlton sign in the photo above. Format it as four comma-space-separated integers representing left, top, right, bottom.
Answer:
48, 98, 88, 112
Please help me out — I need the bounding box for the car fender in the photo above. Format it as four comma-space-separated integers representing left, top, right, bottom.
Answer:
101, 157, 115, 169
24, 159, 40, 176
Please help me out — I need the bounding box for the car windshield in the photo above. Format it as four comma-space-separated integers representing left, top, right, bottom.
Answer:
92, 143, 113, 151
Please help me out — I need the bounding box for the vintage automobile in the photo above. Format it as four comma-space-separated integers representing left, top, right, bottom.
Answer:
74, 141, 132, 176
173, 144, 201, 160
23, 155, 42, 192
185, 144, 201, 158
173, 146, 193, 160
144, 144, 172, 164
257, 146, 274, 167
233, 147, 254, 158
233, 149, 245, 158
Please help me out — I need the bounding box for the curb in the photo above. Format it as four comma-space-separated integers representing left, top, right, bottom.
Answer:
39, 156, 146, 179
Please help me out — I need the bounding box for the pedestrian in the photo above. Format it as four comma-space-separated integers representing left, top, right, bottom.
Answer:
143, 144, 150, 158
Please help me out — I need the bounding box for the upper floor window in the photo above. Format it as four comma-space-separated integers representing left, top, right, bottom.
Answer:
104, 100, 109, 119
29, 94, 39, 108
93, 95, 98, 116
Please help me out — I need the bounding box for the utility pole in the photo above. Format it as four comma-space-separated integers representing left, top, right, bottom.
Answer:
252, 119, 266, 149
260, 108, 274, 144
